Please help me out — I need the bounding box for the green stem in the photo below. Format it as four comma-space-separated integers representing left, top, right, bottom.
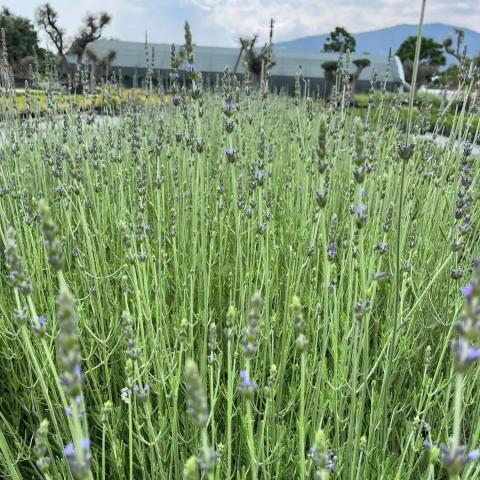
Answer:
226, 339, 233, 480
245, 361, 257, 480
202, 428, 214, 480
381, 0, 427, 450
102, 424, 106, 480
128, 399, 133, 480
453, 373, 464, 449
299, 352, 306, 480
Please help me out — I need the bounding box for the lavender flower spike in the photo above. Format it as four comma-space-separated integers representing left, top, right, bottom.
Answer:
440, 442, 480, 477
239, 370, 257, 399
451, 338, 480, 373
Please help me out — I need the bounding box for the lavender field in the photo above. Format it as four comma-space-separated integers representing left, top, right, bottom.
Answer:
1, 15, 480, 480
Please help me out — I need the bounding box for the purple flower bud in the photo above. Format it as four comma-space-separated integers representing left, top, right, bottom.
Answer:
451, 338, 480, 373
440, 443, 480, 476
32, 314, 47, 336
239, 370, 257, 399
224, 148, 239, 163
355, 204, 367, 214
466, 450, 480, 463
355, 204, 368, 228
224, 101, 235, 117
327, 245, 337, 260
461, 283, 474, 300
64, 442, 75, 458
80, 438, 91, 450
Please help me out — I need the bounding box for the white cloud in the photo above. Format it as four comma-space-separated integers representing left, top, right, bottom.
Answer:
186, 0, 480, 44
2, 0, 479, 47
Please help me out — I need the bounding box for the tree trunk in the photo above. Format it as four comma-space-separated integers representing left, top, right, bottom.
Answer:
60, 53, 70, 77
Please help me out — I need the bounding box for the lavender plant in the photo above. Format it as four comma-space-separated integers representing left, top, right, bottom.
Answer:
0, 9, 479, 480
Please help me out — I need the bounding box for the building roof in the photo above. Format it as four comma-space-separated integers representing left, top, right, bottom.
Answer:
68, 38, 405, 83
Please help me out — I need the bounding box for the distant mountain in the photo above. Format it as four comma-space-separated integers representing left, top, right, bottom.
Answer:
276, 24, 480, 65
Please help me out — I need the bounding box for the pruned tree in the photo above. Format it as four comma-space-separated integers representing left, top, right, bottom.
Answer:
86, 48, 117, 81
352, 59, 370, 81
100, 49, 117, 78
321, 57, 370, 95
321, 61, 338, 84
239, 36, 261, 77
443, 28, 465, 62
324, 27, 356, 53
70, 12, 112, 68
36, 3, 111, 74
35, 3, 69, 73
235, 20, 275, 83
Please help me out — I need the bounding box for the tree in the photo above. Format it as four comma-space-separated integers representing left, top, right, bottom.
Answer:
70, 13, 112, 67
396, 36, 446, 86
396, 36, 446, 67
239, 36, 263, 77
35, 4, 69, 73
402, 59, 438, 88
36, 3, 111, 74
351, 58, 371, 84
324, 27, 356, 53
86, 48, 117, 81
321, 61, 338, 84
321, 57, 370, 97
0, 7, 39, 75
443, 28, 465, 62
235, 19, 275, 83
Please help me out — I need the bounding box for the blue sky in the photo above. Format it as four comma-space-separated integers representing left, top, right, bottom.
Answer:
5, 0, 480, 47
